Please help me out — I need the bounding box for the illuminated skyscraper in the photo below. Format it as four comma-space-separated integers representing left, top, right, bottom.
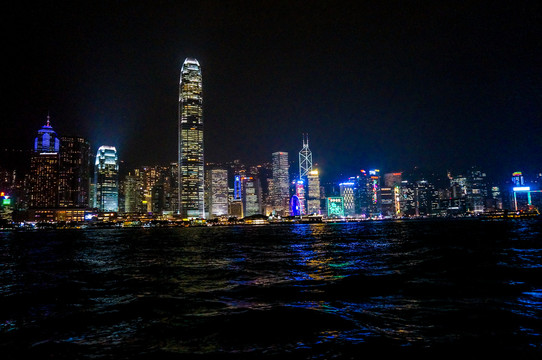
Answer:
383, 172, 402, 217
511, 171, 524, 186
466, 166, 487, 214
94, 146, 119, 212
306, 169, 321, 214
242, 175, 261, 216
299, 133, 312, 179
339, 180, 355, 216
206, 168, 228, 218
355, 169, 381, 217
34, 115, 60, 154
272, 151, 289, 214
59, 136, 90, 208
178, 58, 204, 218
295, 179, 306, 215
29, 115, 60, 208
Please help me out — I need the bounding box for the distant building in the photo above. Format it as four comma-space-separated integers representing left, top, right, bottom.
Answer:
94, 146, 119, 212
206, 168, 228, 218
380, 187, 394, 217
295, 179, 306, 215
272, 151, 289, 214
465, 166, 487, 214
383, 172, 402, 217
34, 115, 60, 153
306, 169, 321, 214
399, 180, 416, 216
59, 136, 91, 208
339, 181, 355, 216
355, 169, 381, 217
28, 116, 60, 208
242, 175, 261, 217
299, 134, 312, 178
511, 171, 524, 187
229, 199, 243, 218
415, 180, 435, 216
123, 170, 144, 213
327, 197, 345, 218
178, 57, 204, 218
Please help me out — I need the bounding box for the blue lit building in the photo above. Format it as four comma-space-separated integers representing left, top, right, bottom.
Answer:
29, 115, 61, 208
34, 115, 60, 153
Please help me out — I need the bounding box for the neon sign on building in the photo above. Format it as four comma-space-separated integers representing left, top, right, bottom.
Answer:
327, 197, 344, 217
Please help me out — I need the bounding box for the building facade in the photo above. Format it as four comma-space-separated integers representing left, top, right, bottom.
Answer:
94, 146, 119, 212
339, 181, 355, 216
306, 169, 321, 214
299, 133, 312, 179
59, 136, 90, 208
28, 116, 60, 208
206, 168, 228, 218
271, 151, 289, 214
178, 58, 204, 218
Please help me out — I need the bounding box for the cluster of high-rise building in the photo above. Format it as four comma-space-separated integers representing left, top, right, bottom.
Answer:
0, 57, 540, 225
330, 168, 541, 219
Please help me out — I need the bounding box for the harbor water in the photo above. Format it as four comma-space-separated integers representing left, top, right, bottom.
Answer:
1, 218, 541, 359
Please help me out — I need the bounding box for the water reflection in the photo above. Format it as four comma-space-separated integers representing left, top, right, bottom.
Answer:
1, 219, 541, 358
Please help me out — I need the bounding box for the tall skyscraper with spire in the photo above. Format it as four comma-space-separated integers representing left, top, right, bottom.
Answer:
299, 133, 312, 179
29, 115, 60, 208
297, 134, 313, 215
178, 57, 204, 219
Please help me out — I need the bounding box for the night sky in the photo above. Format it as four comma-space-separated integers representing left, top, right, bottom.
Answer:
4, 1, 541, 182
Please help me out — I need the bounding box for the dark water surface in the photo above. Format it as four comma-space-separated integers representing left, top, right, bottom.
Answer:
1, 219, 541, 359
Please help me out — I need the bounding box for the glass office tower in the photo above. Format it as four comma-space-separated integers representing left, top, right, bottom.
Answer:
94, 146, 119, 212
272, 151, 289, 214
178, 58, 204, 218
59, 136, 90, 208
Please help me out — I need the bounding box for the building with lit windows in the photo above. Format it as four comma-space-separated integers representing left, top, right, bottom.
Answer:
355, 169, 381, 217
29, 115, 60, 208
466, 166, 487, 214
59, 136, 90, 208
306, 170, 321, 214
383, 172, 402, 217
94, 146, 119, 212
295, 179, 306, 215
178, 57, 204, 218
206, 168, 228, 218
272, 151, 289, 215
339, 181, 355, 216
242, 176, 261, 217
511, 171, 524, 187
123, 170, 144, 213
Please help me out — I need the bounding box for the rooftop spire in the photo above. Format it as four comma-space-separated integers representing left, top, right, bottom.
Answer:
299, 133, 313, 179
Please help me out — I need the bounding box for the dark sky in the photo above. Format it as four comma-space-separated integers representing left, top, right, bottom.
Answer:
4, 1, 541, 181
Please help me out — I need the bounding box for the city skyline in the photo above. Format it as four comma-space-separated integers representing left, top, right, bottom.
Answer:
3, 2, 541, 181
2, 115, 541, 222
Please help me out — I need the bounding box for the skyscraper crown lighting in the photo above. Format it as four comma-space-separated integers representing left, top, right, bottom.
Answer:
34, 114, 60, 153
